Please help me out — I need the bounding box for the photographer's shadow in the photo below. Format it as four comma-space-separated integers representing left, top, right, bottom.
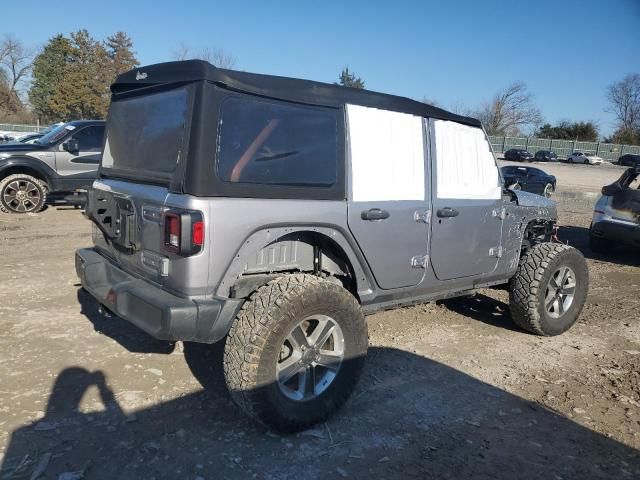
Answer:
3, 346, 639, 479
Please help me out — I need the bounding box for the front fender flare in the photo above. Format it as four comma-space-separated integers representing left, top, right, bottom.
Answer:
0, 156, 56, 187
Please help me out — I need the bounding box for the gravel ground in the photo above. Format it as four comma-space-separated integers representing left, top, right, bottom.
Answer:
0, 169, 639, 479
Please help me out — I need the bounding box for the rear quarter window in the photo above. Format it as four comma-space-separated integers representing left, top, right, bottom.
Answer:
216, 96, 338, 187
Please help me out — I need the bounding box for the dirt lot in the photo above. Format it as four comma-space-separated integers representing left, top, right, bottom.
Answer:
1, 166, 639, 479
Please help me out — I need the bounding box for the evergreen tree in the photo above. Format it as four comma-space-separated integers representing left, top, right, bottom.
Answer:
536, 121, 599, 142
47, 29, 110, 120
336, 67, 365, 89
30, 30, 139, 122
29, 34, 73, 123
105, 31, 138, 77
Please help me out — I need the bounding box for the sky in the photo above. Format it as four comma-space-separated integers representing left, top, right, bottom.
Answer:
3, 0, 640, 136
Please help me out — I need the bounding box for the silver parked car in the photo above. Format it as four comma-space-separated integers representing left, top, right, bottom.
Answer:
590, 167, 640, 252
76, 60, 589, 432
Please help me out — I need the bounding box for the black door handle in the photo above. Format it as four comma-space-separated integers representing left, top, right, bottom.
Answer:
436, 207, 459, 218
361, 208, 390, 221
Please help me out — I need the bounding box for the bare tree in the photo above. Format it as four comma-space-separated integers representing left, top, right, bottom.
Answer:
200, 47, 236, 69
0, 35, 33, 100
475, 82, 543, 136
0, 35, 33, 119
606, 73, 640, 133
420, 97, 441, 108
171, 42, 192, 61
172, 43, 236, 69
448, 100, 472, 116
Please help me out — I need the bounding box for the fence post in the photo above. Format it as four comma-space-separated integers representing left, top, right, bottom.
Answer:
549, 138, 552, 149
596, 142, 600, 156
501, 136, 505, 153
572, 139, 577, 153
620, 144, 625, 157
525, 137, 529, 151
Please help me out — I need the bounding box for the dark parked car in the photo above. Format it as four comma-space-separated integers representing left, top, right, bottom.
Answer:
618, 154, 640, 167
534, 150, 558, 162
501, 165, 557, 197
504, 148, 534, 161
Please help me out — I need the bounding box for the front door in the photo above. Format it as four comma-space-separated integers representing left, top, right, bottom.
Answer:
55, 125, 105, 177
345, 104, 429, 290
429, 119, 504, 280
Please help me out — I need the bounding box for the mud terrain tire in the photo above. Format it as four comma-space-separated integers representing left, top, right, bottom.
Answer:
509, 243, 588, 336
223, 274, 368, 432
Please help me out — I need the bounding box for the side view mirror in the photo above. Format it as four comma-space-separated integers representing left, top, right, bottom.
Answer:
63, 139, 80, 153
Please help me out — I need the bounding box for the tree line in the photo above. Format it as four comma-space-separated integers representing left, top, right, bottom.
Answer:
339, 66, 640, 144
1, 32, 638, 145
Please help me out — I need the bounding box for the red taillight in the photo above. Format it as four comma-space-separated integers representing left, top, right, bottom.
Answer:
165, 213, 181, 251
192, 221, 204, 246
163, 210, 204, 256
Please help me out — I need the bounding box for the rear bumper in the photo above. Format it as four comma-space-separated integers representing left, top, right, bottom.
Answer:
591, 220, 640, 247
75, 248, 242, 343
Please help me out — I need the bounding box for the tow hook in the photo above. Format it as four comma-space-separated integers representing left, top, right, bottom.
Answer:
551, 224, 564, 244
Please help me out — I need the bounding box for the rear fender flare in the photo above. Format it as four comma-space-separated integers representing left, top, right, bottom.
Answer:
216, 226, 375, 302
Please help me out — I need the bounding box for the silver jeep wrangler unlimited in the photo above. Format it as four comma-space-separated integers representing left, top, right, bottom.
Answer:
76, 60, 589, 432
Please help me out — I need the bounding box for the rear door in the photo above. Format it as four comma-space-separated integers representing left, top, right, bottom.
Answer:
346, 104, 429, 290
429, 119, 504, 280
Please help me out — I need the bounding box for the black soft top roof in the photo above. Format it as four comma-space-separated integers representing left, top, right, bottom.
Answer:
112, 60, 482, 128
67, 120, 105, 127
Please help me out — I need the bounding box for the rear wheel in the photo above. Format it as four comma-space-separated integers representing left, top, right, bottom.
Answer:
0, 174, 47, 214
223, 274, 368, 432
509, 243, 588, 336
543, 183, 554, 198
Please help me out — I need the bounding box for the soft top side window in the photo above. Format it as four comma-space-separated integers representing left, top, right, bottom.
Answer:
217, 96, 338, 187
433, 120, 501, 200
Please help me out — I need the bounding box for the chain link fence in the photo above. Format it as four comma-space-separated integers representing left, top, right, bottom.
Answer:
3, 123, 640, 162
0, 123, 47, 134
489, 135, 640, 162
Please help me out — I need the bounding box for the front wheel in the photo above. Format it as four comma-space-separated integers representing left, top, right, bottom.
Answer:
223, 274, 368, 432
509, 243, 589, 336
0, 174, 48, 214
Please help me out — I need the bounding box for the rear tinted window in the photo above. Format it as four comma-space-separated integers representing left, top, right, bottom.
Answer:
102, 87, 190, 176
217, 96, 338, 187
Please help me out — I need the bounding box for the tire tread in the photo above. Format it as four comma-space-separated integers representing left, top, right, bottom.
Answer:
509, 242, 585, 336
